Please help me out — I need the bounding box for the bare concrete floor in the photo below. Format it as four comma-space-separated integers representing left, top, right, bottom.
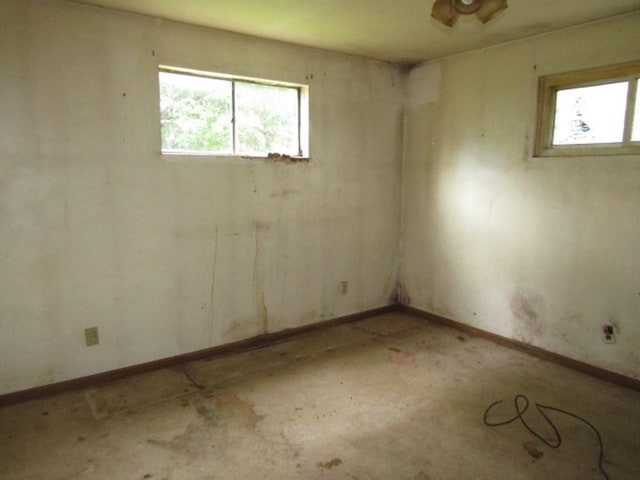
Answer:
1, 312, 639, 480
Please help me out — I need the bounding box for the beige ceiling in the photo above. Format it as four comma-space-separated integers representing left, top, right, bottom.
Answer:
68, 0, 640, 64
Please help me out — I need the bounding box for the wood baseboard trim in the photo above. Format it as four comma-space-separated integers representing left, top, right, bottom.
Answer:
3, 303, 637, 406
0, 305, 396, 407
400, 305, 640, 392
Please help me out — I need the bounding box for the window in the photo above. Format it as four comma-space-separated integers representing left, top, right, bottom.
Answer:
159, 66, 309, 158
535, 62, 640, 156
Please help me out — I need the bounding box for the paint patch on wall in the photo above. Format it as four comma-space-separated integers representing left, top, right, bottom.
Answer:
407, 62, 441, 107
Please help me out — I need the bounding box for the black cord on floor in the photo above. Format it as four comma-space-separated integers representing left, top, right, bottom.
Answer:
483, 394, 610, 480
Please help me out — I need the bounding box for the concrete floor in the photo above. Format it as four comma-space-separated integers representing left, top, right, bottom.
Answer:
1, 312, 639, 480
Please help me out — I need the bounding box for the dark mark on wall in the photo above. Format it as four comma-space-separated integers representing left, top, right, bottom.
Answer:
317, 458, 342, 470
270, 189, 299, 198
249, 166, 257, 193
253, 223, 270, 334
394, 281, 412, 305
510, 288, 544, 343
512, 295, 538, 322
266, 153, 308, 163
207, 227, 219, 343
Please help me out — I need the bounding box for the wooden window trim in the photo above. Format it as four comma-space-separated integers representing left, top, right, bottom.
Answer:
535, 61, 640, 157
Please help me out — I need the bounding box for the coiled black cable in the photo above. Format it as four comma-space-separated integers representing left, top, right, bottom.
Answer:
483, 394, 610, 480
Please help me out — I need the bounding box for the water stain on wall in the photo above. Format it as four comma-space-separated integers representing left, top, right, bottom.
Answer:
510, 288, 545, 343
206, 226, 219, 344
560, 312, 583, 344
252, 221, 271, 334
394, 281, 412, 305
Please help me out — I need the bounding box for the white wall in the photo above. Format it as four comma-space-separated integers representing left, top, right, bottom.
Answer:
402, 14, 640, 380
0, 0, 404, 395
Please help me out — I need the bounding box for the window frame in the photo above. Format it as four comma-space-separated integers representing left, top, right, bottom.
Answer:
535, 61, 640, 157
159, 65, 309, 160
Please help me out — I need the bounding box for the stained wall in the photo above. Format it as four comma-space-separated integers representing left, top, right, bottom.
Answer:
0, 0, 403, 394
401, 13, 640, 379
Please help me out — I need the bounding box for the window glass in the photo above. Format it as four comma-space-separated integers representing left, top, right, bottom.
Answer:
553, 82, 628, 145
235, 82, 299, 156
159, 71, 233, 154
159, 68, 307, 158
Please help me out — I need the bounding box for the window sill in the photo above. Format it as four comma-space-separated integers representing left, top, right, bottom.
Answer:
162, 153, 310, 164
535, 144, 640, 157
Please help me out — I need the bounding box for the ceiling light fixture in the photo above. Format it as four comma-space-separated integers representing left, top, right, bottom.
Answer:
431, 0, 508, 27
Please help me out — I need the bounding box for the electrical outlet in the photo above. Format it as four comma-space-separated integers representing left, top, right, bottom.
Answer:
602, 324, 616, 344
84, 327, 99, 347
340, 281, 348, 295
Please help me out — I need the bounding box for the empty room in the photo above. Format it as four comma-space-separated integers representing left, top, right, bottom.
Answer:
1, 0, 639, 479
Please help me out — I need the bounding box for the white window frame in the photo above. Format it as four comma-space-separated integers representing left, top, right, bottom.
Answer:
535, 61, 640, 157
159, 65, 309, 160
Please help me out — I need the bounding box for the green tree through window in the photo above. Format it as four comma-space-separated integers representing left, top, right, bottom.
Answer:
159, 69, 303, 157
